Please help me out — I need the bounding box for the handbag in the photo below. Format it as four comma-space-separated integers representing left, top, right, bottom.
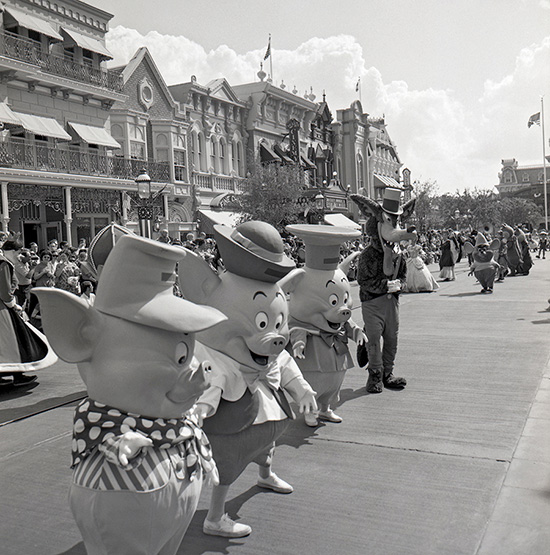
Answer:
356, 340, 369, 368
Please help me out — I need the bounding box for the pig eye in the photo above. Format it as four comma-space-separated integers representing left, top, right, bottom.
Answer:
255, 312, 269, 330
343, 292, 349, 304
175, 342, 189, 365
329, 293, 339, 306
274, 314, 284, 330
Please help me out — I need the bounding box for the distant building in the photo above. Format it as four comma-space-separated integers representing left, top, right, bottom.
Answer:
496, 158, 550, 228
0, 0, 128, 247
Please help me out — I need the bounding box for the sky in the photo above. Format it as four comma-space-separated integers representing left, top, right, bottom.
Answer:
92, 0, 550, 195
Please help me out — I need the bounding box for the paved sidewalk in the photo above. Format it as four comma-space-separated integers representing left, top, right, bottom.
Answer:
0, 257, 549, 554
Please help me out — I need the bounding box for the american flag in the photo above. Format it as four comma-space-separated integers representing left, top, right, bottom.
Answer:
528, 112, 541, 128
264, 36, 271, 60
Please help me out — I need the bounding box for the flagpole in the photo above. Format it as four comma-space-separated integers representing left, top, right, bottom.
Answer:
542, 96, 548, 230
269, 34, 273, 83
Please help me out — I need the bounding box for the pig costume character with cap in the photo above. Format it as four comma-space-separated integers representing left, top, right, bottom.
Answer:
463, 233, 502, 294
282, 224, 367, 427
34, 235, 226, 555
178, 221, 317, 539
352, 188, 417, 394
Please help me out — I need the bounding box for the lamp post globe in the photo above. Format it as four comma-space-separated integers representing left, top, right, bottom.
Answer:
135, 169, 153, 238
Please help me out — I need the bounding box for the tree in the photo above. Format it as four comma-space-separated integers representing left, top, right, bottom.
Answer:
497, 197, 542, 229
236, 160, 308, 231
410, 179, 439, 231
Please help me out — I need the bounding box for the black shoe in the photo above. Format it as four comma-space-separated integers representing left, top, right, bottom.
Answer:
383, 374, 407, 389
366, 370, 383, 394
12, 374, 37, 386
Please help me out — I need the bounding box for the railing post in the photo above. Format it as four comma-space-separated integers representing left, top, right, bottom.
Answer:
1, 181, 10, 232
64, 186, 73, 246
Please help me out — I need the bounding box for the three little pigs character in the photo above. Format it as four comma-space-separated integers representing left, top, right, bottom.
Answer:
35, 235, 226, 555
178, 221, 317, 538
283, 224, 367, 427
464, 233, 501, 293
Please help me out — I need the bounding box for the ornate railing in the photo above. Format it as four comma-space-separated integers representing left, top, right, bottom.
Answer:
0, 31, 124, 93
0, 137, 171, 182
192, 171, 245, 192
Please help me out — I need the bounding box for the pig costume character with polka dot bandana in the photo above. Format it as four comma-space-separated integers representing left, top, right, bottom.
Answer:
34, 235, 226, 555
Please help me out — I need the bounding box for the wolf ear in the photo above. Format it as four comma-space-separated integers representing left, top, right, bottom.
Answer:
32, 288, 103, 363
401, 198, 416, 221
351, 194, 383, 220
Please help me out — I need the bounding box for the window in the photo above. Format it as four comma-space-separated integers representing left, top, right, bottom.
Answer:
198, 133, 206, 172
503, 170, 513, 184
522, 173, 530, 182
82, 48, 93, 67
174, 150, 186, 181
357, 155, 364, 192
130, 142, 145, 160
219, 140, 227, 174
236, 142, 243, 176
210, 137, 217, 172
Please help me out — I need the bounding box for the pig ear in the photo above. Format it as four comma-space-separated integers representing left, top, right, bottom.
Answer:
177, 248, 221, 304
278, 268, 306, 294
339, 251, 360, 275
33, 288, 103, 363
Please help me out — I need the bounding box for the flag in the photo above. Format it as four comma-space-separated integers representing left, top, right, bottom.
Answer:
355, 77, 361, 92
264, 36, 271, 60
528, 112, 541, 128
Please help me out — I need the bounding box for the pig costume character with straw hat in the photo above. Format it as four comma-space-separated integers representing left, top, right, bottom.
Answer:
178, 221, 317, 539
283, 224, 367, 427
34, 235, 226, 555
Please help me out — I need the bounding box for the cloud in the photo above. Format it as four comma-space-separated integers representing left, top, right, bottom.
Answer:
105, 26, 550, 194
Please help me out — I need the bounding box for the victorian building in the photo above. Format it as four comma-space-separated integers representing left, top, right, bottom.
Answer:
0, 0, 129, 247
168, 76, 248, 232
496, 157, 550, 229
110, 46, 197, 239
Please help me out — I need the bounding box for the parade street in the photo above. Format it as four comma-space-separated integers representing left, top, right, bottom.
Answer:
1, 257, 549, 555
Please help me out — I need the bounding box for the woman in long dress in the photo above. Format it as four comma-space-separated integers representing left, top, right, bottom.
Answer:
406, 242, 439, 292
0, 237, 57, 386
439, 229, 460, 281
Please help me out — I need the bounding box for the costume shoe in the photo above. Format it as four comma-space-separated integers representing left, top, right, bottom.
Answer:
318, 409, 343, 423
203, 514, 252, 538
366, 369, 383, 393
383, 373, 407, 389
257, 472, 294, 493
304, 412, 318, 427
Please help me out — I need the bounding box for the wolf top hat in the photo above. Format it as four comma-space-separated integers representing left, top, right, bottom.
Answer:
381, 187, 404, 215
213, 221, 295, 282
286, 224, 360, 271
94, 234, 226, 332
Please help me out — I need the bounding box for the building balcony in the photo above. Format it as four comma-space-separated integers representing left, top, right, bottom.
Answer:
192, 170, 246, 193
0, 30, 124, 95
0, 136, 171, 183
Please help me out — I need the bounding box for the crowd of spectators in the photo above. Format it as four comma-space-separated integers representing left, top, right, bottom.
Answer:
0, 232, 98, 330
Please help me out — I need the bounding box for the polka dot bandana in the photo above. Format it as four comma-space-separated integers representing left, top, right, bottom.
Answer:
71, 398, 217, 482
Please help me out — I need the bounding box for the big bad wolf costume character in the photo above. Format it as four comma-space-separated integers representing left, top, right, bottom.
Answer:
352, 188, 417, 394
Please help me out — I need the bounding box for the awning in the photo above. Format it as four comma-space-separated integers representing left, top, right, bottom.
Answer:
324, 213, 361, 230
273, 144, 294, 164
300, 154, 315, 169
374, 174, 401, 188
13, 112, 71, 140
199, 209, 240, 229
60, 27, 113, 59
3, 7, 63, 41
68, 122, 121, 149
260, 143, 279, 163
0, 103, 22, 127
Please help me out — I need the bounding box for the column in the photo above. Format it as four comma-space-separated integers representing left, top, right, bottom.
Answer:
162, 193, 169, 223
1, 181, 9, 232
64, 186, 73, 246
120, 191, 129, 226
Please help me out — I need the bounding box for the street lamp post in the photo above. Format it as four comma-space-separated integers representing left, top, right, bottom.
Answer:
135, 169, 153, 238
315, 192, 325, 224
